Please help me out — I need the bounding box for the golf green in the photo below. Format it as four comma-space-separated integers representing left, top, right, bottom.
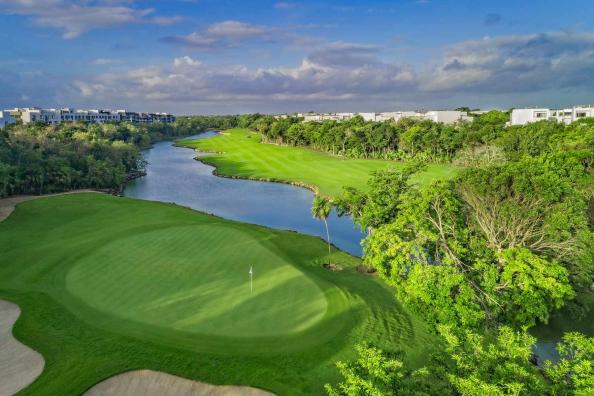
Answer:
0, 193, 436, 395
180, 128, 459, 197
66, 224, 330, 337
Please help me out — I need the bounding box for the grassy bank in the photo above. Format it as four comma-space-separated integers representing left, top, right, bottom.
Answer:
180, 129, 459, 197
0, 194, 435, 395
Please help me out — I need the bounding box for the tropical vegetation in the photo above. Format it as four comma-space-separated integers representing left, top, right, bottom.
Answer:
0, 115, 245, 196
326, 117, 594, 394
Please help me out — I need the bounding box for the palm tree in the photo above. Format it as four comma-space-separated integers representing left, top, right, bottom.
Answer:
311, 195, 332, 265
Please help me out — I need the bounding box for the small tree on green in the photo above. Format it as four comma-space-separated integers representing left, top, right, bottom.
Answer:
312, 195, 333, 265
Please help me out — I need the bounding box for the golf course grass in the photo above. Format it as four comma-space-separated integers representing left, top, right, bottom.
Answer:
180, 129, 459, 197
0, 193, 436, 395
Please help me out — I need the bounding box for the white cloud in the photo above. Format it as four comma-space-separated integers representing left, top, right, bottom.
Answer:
72, 45, 417, 106
163, 20, 279, 49
274, 2, 297, 9
173, 56, 202, 67
12, 31, 594, 113
0, 0, 182, 38
150, 15, 185, 26
162, 20, 316, 49
421, 32, 594, 92
91, 58, 120, 65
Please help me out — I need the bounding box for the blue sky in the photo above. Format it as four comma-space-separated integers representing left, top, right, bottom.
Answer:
1, 0, 594, 114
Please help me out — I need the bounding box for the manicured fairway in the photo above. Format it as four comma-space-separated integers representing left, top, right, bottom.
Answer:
180, 129, 459, 197
0, 194, 436, 395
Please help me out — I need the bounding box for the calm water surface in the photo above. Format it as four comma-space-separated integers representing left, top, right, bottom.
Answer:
124, 132, 366, 256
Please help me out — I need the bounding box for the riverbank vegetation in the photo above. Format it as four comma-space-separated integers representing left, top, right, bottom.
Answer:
0, 116, 246, 197
327, 118, 594, 394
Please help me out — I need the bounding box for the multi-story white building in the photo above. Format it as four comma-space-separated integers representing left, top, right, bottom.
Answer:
424, 110, 472, 124
309, 110, 469, 124
300, 110, 471, 124
302, 112, 355, 122
365, 110, 468, 123
0, 110, 15, 129
86, 109, 121, 123
12, 108, 62, 124
510, 108, 552, 125
145, 112, 176, 123
357, 112, 378, 122
510, 105, 594, 125
4, 107, 175, 125
375, 112, 413, 122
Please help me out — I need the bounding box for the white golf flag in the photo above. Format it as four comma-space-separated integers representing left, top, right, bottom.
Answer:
249, 266, 253, 293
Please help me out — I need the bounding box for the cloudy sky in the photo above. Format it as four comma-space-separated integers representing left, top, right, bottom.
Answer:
1, 0, 594, 114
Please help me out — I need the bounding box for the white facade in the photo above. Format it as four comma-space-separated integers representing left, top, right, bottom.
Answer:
424, 110, 472, 124
510, 108, 551, 125
358, 112, 378, 122
86, 109, 121, 123
302, 113, 323, 122
5, 107, 175, 125
0, 110, 15, 129
375, 112, 410, 122
510, 106, 594, 125
361, 110, 473, 124
299, 110, 471, 124
17, 108, 61, 124
302, 112, 354, 122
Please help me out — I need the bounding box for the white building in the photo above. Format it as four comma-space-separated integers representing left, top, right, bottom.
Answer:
14, 108, 62, 124
510, 106, 594, 125
302, 112, 355, 122
0, 110, 15, 129
5, 107, 175, 125
510, 108, 551, 125
424, 110, 472, 124
375, 112, 411, 122
302, 113, 323, 122
60, 108, 83, 122
358, 112, 378, 122
300, 110, 470, 125
86, 109, 121, 123
358, 110, 471, 124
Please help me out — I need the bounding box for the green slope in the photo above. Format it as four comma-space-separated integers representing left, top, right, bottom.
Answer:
0, 194, 436, 395
180, 129, 459, 197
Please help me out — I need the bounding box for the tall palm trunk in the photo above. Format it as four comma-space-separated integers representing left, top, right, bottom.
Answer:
324, 218, 331, 264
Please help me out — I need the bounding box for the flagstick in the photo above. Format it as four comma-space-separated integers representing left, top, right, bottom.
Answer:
250, 266, 253, 294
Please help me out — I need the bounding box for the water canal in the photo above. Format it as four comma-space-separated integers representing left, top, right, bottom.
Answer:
124, 132, 366, 256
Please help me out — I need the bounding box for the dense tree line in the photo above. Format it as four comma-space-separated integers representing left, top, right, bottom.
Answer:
0, 115, 249, 196
327, 328, 594, 395
173, 113, 264, 135
329, 118, 594, 331
249, 111, 510, 161
326, 117, 594, 395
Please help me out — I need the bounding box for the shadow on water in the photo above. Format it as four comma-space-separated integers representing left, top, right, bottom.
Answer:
124, 132, 366, 256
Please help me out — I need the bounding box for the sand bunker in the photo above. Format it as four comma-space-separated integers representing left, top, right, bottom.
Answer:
85, 369, 276, 396
0, 300, 45, 396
